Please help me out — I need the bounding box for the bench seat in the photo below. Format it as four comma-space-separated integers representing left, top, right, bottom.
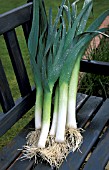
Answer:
1, 93, 109, 170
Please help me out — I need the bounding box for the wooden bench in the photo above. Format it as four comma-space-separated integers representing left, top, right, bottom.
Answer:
0, 1, 109, 170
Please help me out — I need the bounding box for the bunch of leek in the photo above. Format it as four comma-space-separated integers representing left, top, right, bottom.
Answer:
23, 0, 109, 167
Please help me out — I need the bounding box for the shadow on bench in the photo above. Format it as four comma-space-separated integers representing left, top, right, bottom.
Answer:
0, 1, 109, 170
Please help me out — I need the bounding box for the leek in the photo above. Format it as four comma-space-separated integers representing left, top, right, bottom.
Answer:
67, 56, 80, 128
37, 0, 66, 148
55, 82, 68, 142
38, 90, 52, 148
23, 0, 109, 167
50, 85, 59, 136
28, 0, 42, 129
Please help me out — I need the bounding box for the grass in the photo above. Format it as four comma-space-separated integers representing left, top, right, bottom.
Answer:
0, 0, 109, 149
1, 0, 109, 17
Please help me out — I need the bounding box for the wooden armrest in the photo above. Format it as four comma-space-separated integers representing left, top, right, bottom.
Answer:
80, 59, 109, 76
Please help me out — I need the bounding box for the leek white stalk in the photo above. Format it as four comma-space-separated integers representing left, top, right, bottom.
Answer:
55, 83, 68, 142
49, 85, 59, 136
38, 90, 52, 148
35, 87, 43, 129
67, 57, 80, 128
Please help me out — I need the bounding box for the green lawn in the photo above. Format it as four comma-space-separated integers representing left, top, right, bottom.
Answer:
0, 0, 109, 149
0, 0, 109, 16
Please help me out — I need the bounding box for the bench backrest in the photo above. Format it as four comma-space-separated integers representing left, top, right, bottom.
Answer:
0, 2, 35, 137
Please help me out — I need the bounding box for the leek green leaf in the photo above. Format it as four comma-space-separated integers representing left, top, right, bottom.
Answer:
87, 9, 109, 31
60, 28, 109, 85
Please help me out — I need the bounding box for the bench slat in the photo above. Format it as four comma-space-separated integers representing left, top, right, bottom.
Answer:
4, 29, 31, 97
76, 93, 88, 110
0, 87, 35, 137
10, 160, 34, 170
33, 164, 55, 170
0, 3, 32, 35
83, 126, 109, 170
0, 93, 87, 170
0, 59, 14, 112
66, 99, 109, 170
77, 96, 103, 128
